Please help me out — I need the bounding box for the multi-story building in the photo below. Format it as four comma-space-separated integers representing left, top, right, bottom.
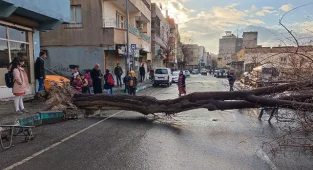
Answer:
40, 0, 151, 79
198, 46, 206, 68
151, 3, 169, 68
183, 44, 199, 70
243, 32, 258, 48
0, 0, 70, 99
166, 13, 179, 70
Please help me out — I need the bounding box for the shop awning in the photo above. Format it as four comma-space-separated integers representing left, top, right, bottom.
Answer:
0, 0, 68, 31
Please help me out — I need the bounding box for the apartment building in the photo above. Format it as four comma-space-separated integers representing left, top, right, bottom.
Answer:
0, 0, 70, 99
183, 44, 200, 70
151, 3, 169, 68
40, 0, 151, 78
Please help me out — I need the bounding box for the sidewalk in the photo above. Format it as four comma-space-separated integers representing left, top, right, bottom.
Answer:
0, 81, 152, 126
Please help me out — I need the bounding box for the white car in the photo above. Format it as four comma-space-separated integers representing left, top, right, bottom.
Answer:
153, 68, 172, 87
184, 70, 191, 76
172, 71, 180, 83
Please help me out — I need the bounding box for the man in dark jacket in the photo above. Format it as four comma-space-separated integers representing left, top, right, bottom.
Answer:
139, 64, 145, 82
123, 71, 130, 93
35, 51, 46, 92
90, 64, 103, 94
227, 72, 235, 91
114, 63, 123, 87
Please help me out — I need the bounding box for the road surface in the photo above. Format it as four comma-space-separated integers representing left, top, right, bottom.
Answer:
0, 75, 312, 170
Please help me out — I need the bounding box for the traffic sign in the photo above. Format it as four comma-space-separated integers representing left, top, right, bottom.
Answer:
131, 44, 136, 50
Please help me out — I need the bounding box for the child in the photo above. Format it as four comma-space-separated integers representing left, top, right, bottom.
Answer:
81, 75, 89, 94
72, 75, 83, 92
104, 69, 114, 95
128, 71, 138, 95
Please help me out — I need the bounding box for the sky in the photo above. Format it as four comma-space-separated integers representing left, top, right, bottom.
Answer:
151, 0, 313, 54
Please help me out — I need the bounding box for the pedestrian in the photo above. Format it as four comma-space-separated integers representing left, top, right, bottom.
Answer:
227, 72, 235, 91
90, 64, 103, 94
71, 66, 82, 85
128, 70, 138, 95
10, 57, 30, 114
123, 71, 130, 93
178, 70, 186, 97
114, 63, 123, 87
35, 51, 46, 92
104, 69, 114, 95
139, 64, 145, 82
72, 75, 83, 92
84, 70, 92, 94
81, 75, 89, 94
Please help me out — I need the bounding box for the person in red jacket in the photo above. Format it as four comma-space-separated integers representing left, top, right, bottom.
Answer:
72, 75, 83, 92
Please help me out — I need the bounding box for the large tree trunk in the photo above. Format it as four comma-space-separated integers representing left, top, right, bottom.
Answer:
71, 80, 313, 115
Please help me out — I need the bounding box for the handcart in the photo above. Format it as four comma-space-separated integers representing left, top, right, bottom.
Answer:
0, 124, 35, 150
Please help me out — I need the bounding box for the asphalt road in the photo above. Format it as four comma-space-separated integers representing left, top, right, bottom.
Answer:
1, 75, 312, 170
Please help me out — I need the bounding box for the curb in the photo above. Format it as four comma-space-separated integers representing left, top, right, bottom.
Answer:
118, 84, 152, 93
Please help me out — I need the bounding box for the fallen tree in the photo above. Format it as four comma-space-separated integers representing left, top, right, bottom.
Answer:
41, 80, 313, 115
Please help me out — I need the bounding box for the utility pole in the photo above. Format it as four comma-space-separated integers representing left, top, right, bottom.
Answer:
126, 0, 130, 71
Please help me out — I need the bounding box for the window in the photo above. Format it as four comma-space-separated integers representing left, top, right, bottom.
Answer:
68, 6, 82, 28
0, 25, 30, 85
155, 69, 168, 74
116, 12, 125, 29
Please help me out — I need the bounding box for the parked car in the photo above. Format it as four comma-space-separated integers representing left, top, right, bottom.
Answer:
192, 69, 199, 74
184, 70, 191, 77
200, 69, 207, 76
172, 71, 180, 83
214, 70, 220, 77
153, 68, 172, 87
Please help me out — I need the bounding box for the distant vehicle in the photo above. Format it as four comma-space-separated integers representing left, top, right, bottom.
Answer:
192, 69, 199, 74
172, 71, 180, 83
214, 70, 220, 77
184, 70, 191, 76
216, 69, 227, 78
153, 68, 172, 87
200, 69, 207, 76
250, 64, 280, 87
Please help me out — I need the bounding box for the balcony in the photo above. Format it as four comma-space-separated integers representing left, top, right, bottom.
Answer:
140, 33, 151, 43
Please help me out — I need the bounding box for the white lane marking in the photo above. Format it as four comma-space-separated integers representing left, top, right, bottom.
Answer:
256, 149, 277, 170
3, 111, 123, 170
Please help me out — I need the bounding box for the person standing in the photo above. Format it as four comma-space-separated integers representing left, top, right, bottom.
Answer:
35, 51, 46, 92
72, 75, 83, 93
81, 75, 89, 94
70, 66, 82, 85
90, 64, 103, 94
104, 69, 114, 95
114, 63, 123, 87
10, 57, 30, 114
178, 70, 186, 97
128, 70, 138, 95
84, 70, 92, 94
123, 71, 130, 93
139, 64, 145, 82
227, 72, 235, 91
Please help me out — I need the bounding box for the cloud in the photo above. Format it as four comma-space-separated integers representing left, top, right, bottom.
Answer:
256, 6, 277, 16
280, 4, 293, 12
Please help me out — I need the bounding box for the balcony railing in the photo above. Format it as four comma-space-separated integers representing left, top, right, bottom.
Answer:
140, 33, 151, 43
142, 0, 151, 10
128, 24, 139, 36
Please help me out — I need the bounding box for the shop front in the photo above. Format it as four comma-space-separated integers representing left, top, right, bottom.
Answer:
0, 0, 70, 99
0, 22, 34, 98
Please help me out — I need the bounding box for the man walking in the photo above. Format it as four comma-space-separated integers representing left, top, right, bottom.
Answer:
139, 64, 145, 82
35, 51, 46, 92
114, 63, 123, 87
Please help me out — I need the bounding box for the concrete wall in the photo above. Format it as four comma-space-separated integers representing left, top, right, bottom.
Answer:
2, 0, 70, 22
43, 46, 105, 77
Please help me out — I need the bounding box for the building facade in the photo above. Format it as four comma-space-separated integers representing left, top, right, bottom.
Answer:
183, 44, 199, 70
151, 3, 169, 69
0, 0, 70, 99
40, 0, 151, 79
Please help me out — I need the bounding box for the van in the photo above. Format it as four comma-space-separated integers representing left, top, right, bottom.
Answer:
153, 68, 172, 87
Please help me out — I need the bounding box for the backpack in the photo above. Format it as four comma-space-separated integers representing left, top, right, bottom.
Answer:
5, 71, 14, 88
107, 74, 114, 86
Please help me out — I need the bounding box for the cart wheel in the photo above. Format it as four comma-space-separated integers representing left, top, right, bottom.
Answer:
25, 136, 32, 142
